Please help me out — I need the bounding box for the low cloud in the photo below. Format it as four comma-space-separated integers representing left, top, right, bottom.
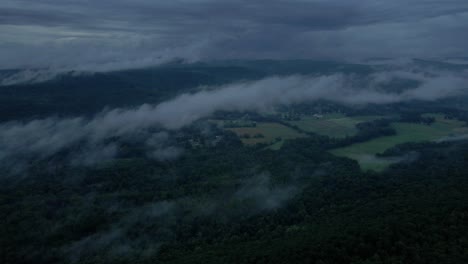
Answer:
150, 71, 467, 128
233, 172, 297, 211
145, 132, 184, 161
65, 200, 178, 262
0, 113, 184, 174
64, 173, 296, 262
0, 71, 466, 173
436, 134, 468, 143
0, 69, 70, 86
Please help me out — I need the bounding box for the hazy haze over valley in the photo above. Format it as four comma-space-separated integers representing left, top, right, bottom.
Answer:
1, 1, 468, 264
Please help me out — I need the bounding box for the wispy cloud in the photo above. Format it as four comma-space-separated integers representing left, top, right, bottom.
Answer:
0, 70, 466, 174
64, 172, 297, 261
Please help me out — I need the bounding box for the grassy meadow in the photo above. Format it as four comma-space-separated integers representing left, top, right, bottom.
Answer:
287, 113, 382, 138
331, 114, 468, 171
226, 122, 306, 149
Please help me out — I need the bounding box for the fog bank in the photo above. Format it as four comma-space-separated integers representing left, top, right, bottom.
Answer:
1, 72, 466, 172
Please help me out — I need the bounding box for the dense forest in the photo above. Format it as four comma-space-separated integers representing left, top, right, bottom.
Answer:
1, 61, 467, 264
1, 121, 467, 264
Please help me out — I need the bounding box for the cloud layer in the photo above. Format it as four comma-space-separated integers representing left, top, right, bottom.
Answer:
0, 71, 466, 173
1, 0, 468, 70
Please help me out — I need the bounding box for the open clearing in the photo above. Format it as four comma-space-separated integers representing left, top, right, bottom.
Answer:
331, 114, 468, 171
226, 122, 306, 149
287, 113, 383, 138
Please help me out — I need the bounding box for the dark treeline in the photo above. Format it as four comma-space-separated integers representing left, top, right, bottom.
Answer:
0, 65, 262, 121
0, 60, 374, 122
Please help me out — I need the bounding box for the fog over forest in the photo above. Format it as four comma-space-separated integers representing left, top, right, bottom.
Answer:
1, 1, 468, 264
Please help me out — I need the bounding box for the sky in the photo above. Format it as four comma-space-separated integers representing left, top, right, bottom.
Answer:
1, 0, 468, 70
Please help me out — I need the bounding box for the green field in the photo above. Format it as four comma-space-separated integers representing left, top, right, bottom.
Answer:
331, 115, 468, 171
226, 122, 306, 149
287, 113, 382, 138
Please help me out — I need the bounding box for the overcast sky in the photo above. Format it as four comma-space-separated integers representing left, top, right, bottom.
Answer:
1, 0, 468, 70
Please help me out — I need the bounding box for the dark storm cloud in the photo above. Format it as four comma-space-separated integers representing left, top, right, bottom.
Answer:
1, 0, 468, 69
